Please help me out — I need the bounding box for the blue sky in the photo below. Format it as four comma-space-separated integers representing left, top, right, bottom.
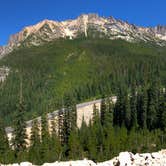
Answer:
0, 0, 165, 45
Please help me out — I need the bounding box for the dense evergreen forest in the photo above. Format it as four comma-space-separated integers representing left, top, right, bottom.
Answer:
0, 38, 166, 125
0, 38, 165, 163
0, 82, 165, 164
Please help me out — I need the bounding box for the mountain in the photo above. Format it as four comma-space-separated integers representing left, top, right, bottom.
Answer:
0, 14, 166, 57
0, 38, 166, 125
0, 14, 166, 164
0, 14, 166, 125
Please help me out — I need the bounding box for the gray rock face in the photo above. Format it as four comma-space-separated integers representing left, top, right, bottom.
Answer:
0, 14, 166, 57
0, 47, 3, 56
155, 25, 166, 35
0, 66, 10, 82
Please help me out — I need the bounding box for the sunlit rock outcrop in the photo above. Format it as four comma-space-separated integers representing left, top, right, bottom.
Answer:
0, 14, 166, 58
2, 150, 166, 166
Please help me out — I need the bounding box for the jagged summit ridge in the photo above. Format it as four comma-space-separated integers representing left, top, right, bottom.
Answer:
0, 14, 166, 57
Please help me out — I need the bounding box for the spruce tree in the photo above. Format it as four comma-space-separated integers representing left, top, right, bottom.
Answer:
124, 93, 131, 130
28, 119, 41, 163
147, 85, 157, 130
68, 130, 82, 160
62, 109, 71, 157
100, 96, 107, 126
61, 93, 77, 159
39, 114, 50, 163
113, 87, 125, 127
41, 115, 49, 142
79, 119, 90, 158
49, 117, 62, 162
0, 118, 10, 163
64, 93, 77, 131
130, 84, 138, 128
159, 92, 166, 130
105, 97, 113, 127
30, 119, 40, 146
139, 87, 148, 129
87, 124, 97, 161
12, 79, 27, 156
92, 104, 100, 124
58, 109, 64, 143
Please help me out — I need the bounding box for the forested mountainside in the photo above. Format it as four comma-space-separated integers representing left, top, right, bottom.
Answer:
0, 14, 166, 164
0, 38, 166, 125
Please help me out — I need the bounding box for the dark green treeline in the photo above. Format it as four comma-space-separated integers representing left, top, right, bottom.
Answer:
0, 81, 166, 164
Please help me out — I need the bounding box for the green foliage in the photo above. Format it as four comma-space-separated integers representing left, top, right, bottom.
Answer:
68, 130, 82, 160
0, 38, 166, 125
12, 98, 27, 156
30, 119, 40, 147
100, 97, 107, 126
0, 85, 166, 164
28, 119, 41, 163
39, 115, 50, 163
0, 118, 11, 163
124, 93, 131, 130
130, 83, 138, 128
0, 38, 166, 164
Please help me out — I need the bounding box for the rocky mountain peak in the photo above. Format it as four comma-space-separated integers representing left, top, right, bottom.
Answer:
0, 14, 166, 58
155, 25, 166, 35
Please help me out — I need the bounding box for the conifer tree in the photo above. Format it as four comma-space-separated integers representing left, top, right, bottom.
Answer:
130, 84, 138, 128
41, 115, 49, 142
62, 109, 71, 157
58, 109, 64, 143
39, 114, 50, 163
79, 119, 90, 158
12, 78, 27, 156
0, 118, 10, 163
139, 87, 148, 129
28, 119, 40, 163
30, 119, 40, 146
68, 130, 82, 160
124, 93, 131, 130
49, 117, 62, 162
60, 93, 76, 158
147, 85, 157, 130
113, 87, 124, 127
100, 96, 107, 126
64, 93, 77, 131
159, 92, 166, 130
92, 104, 99, 124
87, 124, 98, 161
105, 97, 113, 126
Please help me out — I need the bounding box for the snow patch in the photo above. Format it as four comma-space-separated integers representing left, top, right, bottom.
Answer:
64, 28, 74, 39
0, 66, 10, 82
82, 15, 88, 37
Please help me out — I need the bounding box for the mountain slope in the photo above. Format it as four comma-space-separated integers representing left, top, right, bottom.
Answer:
0, 38, 166, 125
0, 14, 166, 58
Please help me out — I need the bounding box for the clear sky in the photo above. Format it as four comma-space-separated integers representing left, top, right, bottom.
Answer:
0, 0, 165, 46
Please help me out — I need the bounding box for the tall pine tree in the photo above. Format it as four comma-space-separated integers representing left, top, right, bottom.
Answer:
130, 83, 138, 128
12, 77, 27, 156
0, 118, 11, 163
